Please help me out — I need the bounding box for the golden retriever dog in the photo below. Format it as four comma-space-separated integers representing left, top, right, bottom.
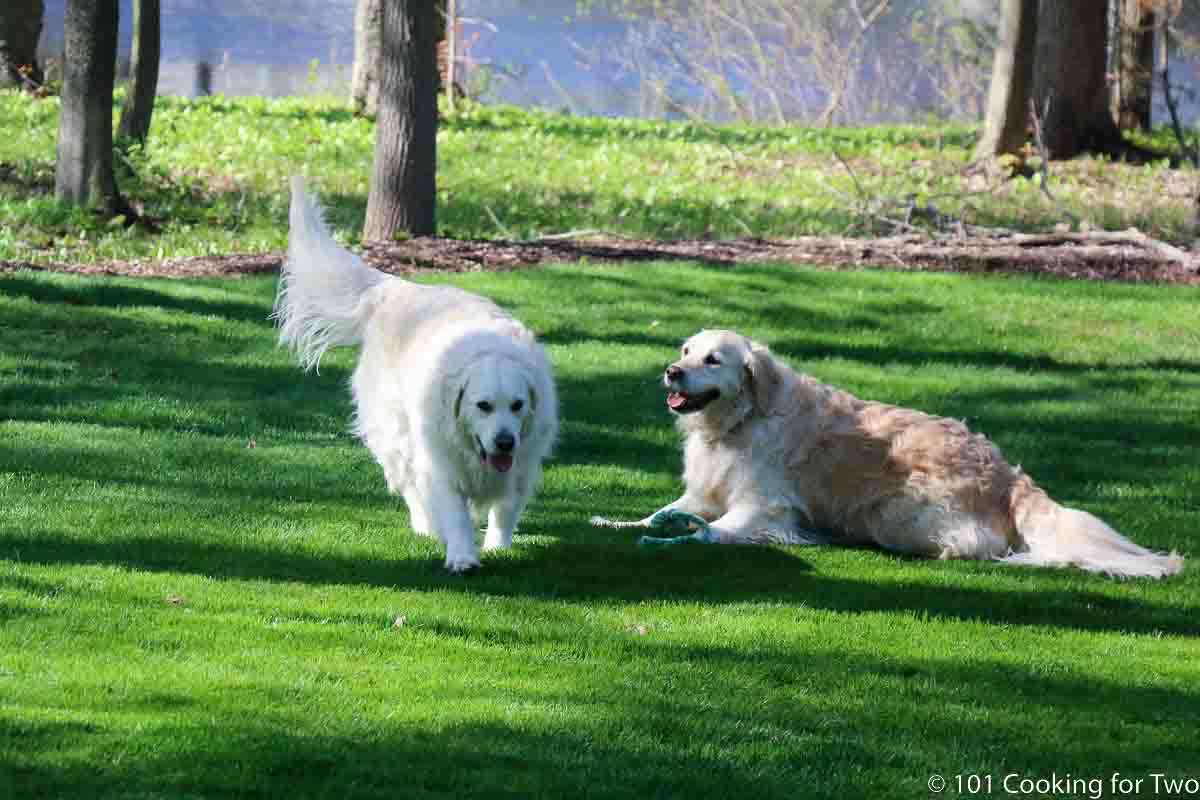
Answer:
594, 329, 1183, 578
274, 177, 558, 572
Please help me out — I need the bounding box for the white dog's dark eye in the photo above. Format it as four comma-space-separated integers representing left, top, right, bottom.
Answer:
511, 400, 524, 412
704, 353, 721, 366
682, 347, 690, 356
476, 401, 494, 414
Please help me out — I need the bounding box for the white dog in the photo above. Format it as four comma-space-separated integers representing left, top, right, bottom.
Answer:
274, 177, 558, 572
594, 329, 1183, 579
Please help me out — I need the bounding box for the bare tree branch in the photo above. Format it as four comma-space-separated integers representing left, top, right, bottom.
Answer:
1159, 48, 1199, 168
1027, 95, 1083, 227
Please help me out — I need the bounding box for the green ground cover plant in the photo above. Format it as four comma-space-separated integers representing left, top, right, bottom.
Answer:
2, 261, 1198, 798
1, 92, 1197, 266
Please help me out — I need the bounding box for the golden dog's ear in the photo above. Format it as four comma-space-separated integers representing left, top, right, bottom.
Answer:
743, 343, 780, 411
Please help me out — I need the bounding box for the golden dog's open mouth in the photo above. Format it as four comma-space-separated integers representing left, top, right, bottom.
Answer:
666, 388, 720, 413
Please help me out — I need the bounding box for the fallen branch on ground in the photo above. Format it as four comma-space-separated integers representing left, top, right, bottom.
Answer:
6, 229, 1196, 286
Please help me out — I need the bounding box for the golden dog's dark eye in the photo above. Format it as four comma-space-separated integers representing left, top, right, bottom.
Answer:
704, 353, 721, 366
511, 400, 524, 412
476, 401, 494, 413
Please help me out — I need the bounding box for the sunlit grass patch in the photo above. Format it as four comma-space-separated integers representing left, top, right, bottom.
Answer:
2, 262, 1199, 797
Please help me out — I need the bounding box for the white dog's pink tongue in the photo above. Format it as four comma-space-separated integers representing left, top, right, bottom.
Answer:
489, 454, 514, 473
667, 392, 689, 410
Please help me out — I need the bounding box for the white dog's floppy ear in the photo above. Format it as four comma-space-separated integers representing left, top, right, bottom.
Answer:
743, 343, 781, 411
521, 381, 538, 437
454, 384, 466, 419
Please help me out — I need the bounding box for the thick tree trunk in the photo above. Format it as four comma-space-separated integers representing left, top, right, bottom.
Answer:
363, 0, 439, 241
973, 0, 1038, 160
1033, 0, 1124, 159
0, 0, 45, 90
1110, 0, 1155, 130
55, 0, 125, 215
350, 0, 382, 116
117, 0, 161, 145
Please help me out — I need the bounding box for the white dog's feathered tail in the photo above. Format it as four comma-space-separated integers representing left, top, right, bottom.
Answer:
1003, 475, 1183, 578
273, 176, 389, 370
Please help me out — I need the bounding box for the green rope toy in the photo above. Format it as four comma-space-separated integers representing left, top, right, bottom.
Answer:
638, 508, 716, 548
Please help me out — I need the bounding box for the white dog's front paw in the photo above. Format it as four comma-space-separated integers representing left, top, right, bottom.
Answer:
444, 551, 482, 573
483, 529, 513, 551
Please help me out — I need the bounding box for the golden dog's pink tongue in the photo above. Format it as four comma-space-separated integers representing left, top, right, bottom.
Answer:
667, 392, 689, 410
489, 454, 514, 473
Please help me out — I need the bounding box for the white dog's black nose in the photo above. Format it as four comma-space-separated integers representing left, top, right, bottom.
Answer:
494, 431, 515, 452
665, 365, 683, 382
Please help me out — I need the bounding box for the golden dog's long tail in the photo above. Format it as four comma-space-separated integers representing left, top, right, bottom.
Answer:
272, 176, 389, 371
1002, 474, 1184, 578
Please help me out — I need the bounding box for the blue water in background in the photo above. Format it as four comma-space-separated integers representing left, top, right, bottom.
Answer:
39, 0, 639, 114
37, 0, 1199, 124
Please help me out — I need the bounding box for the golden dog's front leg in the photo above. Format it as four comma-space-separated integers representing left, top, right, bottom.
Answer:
703, 504, 818, 545
635, 502, 821, 548
589, 491, 722, 531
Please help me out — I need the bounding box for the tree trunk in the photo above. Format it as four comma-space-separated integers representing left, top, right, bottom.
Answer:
117, 0, 161, 145
1033, 0, 1124, 159
443, 0, 457, 112
1110, 0, 1155, 130
973, 0, 1038, 160
350, 0, 382, 116
0, 0, 45, 90
55, 0, 126, 216
363, 0, 439, 241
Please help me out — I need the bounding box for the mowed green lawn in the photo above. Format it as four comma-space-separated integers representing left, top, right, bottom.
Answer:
2, 262, 1199, 799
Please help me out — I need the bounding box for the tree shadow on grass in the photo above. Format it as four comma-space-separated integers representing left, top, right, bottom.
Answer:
0, 708, 894, 799
767, 333, 1200, 384
476, 266, 945, 351
3, 267, 1197, 641
0, 274, 352, 439
0, 273, 271, 325
4, 524, 1196, 639
0, 358, 351, 441
5, 626, 1195, 800
0, 434, 381, 507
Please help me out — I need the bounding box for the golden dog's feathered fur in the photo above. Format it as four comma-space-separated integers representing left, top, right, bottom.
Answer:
596, 330, 1182, 579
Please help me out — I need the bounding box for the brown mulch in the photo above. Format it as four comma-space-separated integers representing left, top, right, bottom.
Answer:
3, 232, 1199, 285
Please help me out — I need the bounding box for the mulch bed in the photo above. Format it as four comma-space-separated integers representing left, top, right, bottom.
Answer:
3, 232, 1199, 285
